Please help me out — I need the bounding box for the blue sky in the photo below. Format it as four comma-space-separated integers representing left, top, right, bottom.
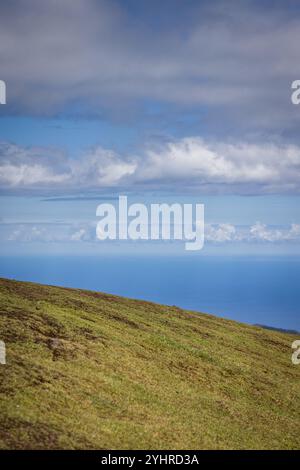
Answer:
0, 0, 299, 255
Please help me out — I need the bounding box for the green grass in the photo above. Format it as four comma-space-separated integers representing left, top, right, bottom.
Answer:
0, 277, 299, 450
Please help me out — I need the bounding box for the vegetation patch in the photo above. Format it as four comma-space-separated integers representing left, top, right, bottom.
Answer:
0, 277, 299, 450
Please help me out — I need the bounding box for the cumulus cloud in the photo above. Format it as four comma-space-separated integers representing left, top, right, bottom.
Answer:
1, 138, 300, 194
70, 228, 90, 241
205, 224, 236, 242
0, 143, 69, 188
8, 225, 53, 242
5, 223, 96, 243
3, 221, 300, 245
0, 1, 300, 133
205, 222, 300, 244
0, 142, 135, 191
135, 138, 300, 192
249, 222, 300, 242
71, 148, 136, 187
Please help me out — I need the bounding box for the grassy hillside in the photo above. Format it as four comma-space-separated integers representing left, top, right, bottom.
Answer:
0, 277, 299, 450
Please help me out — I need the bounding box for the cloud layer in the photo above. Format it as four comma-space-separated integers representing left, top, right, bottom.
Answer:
0, 0, 300, 134
1, 137, 300, 194
134, 138, 300, 192
206, 222, 300, 243
0, 142, 135, 191
2, 221, 300, 245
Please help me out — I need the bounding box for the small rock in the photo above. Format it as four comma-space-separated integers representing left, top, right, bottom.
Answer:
48, 338, 61, 350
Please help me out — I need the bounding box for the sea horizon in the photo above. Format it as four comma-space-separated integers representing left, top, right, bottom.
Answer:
1, 254, 299, 332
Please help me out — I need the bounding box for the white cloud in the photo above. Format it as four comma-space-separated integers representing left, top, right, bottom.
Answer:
135, 138, 300, 191
249, 222, 300, 242
250, 222, 281, 242
71, 228, 90, 241
1, 138, 300, 194
0, 142, 135, 190
72, 148, 136, 187
5, 223, 95, 243
0, 163, 69, 187
289, 224, 300, 239
206, 222, 300, 244
4, 221, 300, 245
0, 143, 70, 189
8, 225, 49, 242
197, 222, 300, 244
205, 223, 236, 242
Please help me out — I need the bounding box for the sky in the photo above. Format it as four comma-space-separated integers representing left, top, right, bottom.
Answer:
0, 0, 300, 255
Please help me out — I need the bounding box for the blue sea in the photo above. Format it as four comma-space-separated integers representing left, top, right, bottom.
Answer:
0, 255, 299, 331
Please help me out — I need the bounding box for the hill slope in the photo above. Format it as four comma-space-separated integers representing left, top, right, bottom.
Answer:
0, 277, 299, 450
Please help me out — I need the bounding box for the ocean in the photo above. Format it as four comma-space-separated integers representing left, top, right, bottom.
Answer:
0, 255, 299, 331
